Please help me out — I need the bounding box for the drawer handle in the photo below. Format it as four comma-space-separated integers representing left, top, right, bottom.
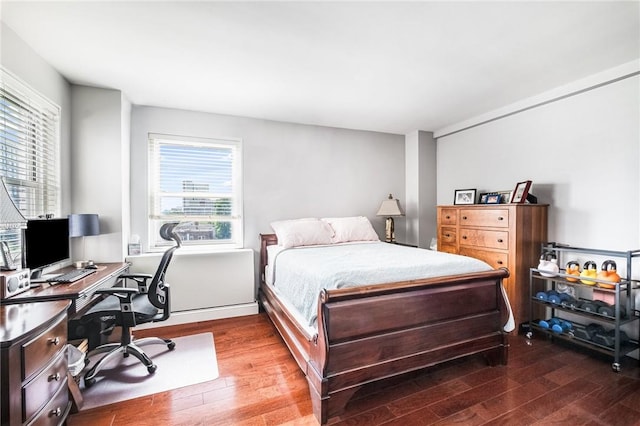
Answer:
497, 239, 503, 243
49, 372, 61, 382
445, 233, 451, 238
445, 215, 451, 219
498, 217, 504, 221
462, 236, 467, 240
50, 407, 62, 417
497, 260, 504, 265
462, 216, 468, 220
48, 337, 61, 346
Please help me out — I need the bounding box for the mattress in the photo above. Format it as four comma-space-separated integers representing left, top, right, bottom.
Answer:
266, 242, 513, 329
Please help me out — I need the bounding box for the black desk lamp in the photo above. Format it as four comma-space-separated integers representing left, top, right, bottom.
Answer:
68, 214, 100, 268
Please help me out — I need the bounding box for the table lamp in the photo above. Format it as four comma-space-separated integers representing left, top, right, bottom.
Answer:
0, 178, 27, 270
68, 213, 100, 268
376, 194, 404, 243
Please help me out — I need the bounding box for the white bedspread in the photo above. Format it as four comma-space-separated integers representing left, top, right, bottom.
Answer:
271, 242, 496, 327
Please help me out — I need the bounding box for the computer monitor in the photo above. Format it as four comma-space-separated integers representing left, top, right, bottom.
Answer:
22, 218, 71, 279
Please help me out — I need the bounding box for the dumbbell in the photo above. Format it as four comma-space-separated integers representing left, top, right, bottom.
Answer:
535, 290, 561, 304
597, 304, 627, 318
579, 300, 609, 314
538, 318, 572, 334
585, 323, 606, 340
559, 294, 578, 309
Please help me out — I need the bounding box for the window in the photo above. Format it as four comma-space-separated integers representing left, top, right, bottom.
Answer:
0, 68, 61, 263
148, 133, 242, 250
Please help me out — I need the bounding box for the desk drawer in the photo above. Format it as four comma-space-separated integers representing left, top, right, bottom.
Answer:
23, 349, 67, 422
26, 375, 69, 426
22, 315, 67, 380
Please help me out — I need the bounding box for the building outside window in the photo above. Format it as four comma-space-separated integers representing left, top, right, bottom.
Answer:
148, 133, 243, 250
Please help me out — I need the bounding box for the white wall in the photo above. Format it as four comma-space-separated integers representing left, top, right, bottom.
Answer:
130, 106, 406, 262
1, 22, 72, 216
405, 130, 436, 248
70, 86, 131, 262
436, 74, 639, 253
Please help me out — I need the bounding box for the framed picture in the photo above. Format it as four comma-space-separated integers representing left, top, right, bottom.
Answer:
454, 189, 476, 205
486, 193, 502, 204
510, 180, 532, 203
497, 190, 512, 204
478, 193, 489, 204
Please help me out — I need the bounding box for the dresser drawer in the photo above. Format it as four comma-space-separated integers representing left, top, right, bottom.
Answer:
439, 244, 457, 254
26, 375, 69, 426
459, 229, 508, 250
459, 209, 509, 228
22, 315, 67, 381
23, 349, 67, 422
439, 208, 457, 225
439, 227, 457, 245
459, 248, 508, 269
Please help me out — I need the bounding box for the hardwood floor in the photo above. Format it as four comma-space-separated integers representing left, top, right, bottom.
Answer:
67, 313, 640, 426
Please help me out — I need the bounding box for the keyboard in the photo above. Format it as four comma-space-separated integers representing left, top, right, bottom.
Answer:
47, 268, 96, 283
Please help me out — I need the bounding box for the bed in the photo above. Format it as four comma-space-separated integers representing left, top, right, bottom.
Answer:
258, 217, 512, 424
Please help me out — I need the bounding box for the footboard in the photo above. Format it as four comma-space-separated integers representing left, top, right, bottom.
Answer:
306, 269, 510, 424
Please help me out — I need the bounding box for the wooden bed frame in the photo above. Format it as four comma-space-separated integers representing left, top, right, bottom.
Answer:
258, 233, 511, 424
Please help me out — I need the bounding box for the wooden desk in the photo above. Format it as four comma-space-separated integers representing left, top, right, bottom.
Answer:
1, 263, 129, 416
1, 300, 72, 426
1, 262, 130, 317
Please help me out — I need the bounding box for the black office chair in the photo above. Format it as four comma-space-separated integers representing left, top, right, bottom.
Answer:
82, 222, 182, 388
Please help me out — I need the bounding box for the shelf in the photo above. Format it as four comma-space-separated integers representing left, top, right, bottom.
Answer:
529, 297, 639, 326
529, 322, 639, 357
530, 268, 638, 292
529, 243, 640, 372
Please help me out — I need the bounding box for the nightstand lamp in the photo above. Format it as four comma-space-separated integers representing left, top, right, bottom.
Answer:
68, 213, 100, 268
376, 194, 404, 243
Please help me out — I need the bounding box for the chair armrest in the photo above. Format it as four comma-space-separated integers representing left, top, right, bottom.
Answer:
118, 273, 153, 294
118, 273, 153, 280
95, 287, 139, 302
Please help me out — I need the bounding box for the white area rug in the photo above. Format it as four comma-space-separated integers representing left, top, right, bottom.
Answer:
80, 332, 219, 410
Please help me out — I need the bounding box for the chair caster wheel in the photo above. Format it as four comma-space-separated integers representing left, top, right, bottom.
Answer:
525, 331, 533, 339
168, 342, 176, 350
147, 364, 157, 374
84, 377, 96, 388
612, 362, 621, 373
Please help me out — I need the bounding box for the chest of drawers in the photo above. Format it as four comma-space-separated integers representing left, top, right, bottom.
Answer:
437, 204, 548, 329
1, 300, 71, 426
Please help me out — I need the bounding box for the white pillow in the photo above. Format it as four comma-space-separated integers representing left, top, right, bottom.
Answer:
270, 218, 334, 248
322, 216, 379, 243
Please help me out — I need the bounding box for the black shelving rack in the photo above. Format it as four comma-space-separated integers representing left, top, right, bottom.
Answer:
528, 242, 640, 372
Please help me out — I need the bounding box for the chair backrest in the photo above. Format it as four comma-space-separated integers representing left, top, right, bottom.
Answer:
147, 222, 182, 310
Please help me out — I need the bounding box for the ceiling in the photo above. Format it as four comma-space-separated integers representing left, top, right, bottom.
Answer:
2, 1, 639, 135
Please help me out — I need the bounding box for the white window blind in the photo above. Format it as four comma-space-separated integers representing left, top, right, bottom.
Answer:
0, 68, 61, 262
148, 133, 243, 249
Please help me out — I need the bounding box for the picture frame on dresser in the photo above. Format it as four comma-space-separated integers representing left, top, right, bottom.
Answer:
486, 193, 502, 204
510, 180, 532, 203
454, 189, 476, 205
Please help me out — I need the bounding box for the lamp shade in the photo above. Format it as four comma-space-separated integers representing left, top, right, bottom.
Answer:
68, 214, 100, 237
376, 194, 404, 217
0, 178, 27, 229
